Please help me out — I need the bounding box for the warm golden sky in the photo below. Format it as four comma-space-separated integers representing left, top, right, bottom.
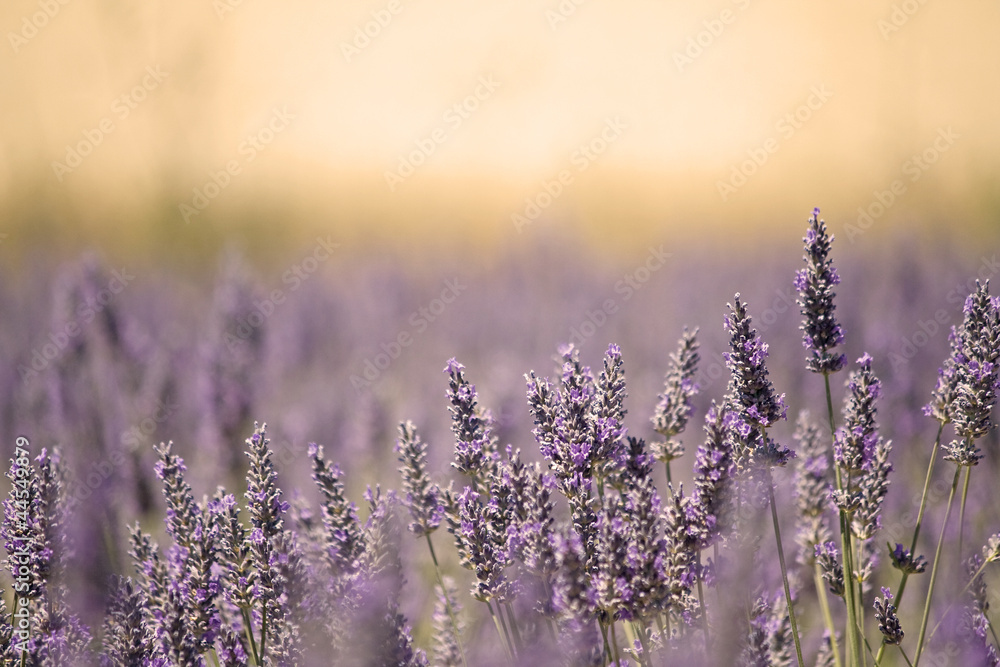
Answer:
2, 1, 999, 255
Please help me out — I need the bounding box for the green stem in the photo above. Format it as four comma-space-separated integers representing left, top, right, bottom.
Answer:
697, 552, 710, 648
957, 465, 972, 560
487, 601, 514, 664
260, 600, 268, 663
836, 466, 863, 667
496, 599, 517, 661
599, 617, 612, 665
898, 644, 915, 667
894, 424, 944, 608
634, 620, 653, 667
665, 460, 672, 486
425, 535, 469, 667
765, 463, 805, 667
609, 619, 623, 666
914, 465, 962, 666
504, 601, 524, 655
824, 373, 837, 437
814, 561, 842, 667
241, 607, 261, 666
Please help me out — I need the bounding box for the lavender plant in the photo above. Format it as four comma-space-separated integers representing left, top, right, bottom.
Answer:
3, 208, 1000, 667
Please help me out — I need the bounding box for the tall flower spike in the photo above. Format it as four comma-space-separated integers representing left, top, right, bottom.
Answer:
592, 343, 628, 480
692, 401, 735, 547
874, 587, 904, 645
943, 280, 1000, 466
309, 443, 364, 576
833, 354, 881, 475
395, 421, 444, 537
795, 207, 846, 375
445, 359, 495, 482
724, 295, 789, 467
793, 411, 832, 565
651, 328, 700, 465
725, 295, 787, 430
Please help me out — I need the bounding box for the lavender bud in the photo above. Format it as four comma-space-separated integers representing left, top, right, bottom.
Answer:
796, 207, 846, 374
395, 421, 444, 537
874, 587, 904, 645
650, 328, 700, 464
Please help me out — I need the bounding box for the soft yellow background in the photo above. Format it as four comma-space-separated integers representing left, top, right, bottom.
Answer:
2, 0, 998, 261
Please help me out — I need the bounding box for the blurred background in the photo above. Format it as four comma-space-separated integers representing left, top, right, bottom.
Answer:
2, 0, 999, 265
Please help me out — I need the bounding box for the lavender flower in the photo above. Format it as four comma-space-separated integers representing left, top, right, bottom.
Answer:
101, 576, 148, 666
445, 358, 496, 482
874, 587, 904, 645
943, 281, 1000, 466
432, 577, 465, 667
692, 402, 735, 547
888, 543, 927, 575
650, 328, 700, 465
792, 411, 832, 565
456, 487, 511, 603
795, 207, 846, 375
394, 421, 444, 537
833, 354, 881, 476
592, 343, 629, 481
925, 325, 963, 424
724, 295, 790, 467
851, 435, 892, 543
310, 442, 363, 576
815, 542, 845, 597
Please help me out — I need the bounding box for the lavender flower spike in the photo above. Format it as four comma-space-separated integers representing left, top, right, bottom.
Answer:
650, 327, 700, 465
724, 295, 787, 431
445, 359, 495, 482
874, 587, 904, 645
395, 421, 444, 537
796, 207, 846, 374
943, 280, 1000, 466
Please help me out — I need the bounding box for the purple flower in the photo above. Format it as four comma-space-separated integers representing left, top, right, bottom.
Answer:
796, 207, 847, 374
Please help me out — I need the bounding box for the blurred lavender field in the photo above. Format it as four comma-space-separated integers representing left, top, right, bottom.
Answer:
1, 216, 999, 666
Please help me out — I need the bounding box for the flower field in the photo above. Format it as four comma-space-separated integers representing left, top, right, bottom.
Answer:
0, 211, 998, 666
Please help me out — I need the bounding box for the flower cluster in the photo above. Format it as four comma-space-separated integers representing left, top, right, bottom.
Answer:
795, 207, 846, 375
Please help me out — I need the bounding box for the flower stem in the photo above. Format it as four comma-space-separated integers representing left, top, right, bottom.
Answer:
893, 424, 944, 608
241, 607, 261, 666
609, 619, 623, 666
765, 463, 805, 667
957, 465, 972, 559
425, 534, 468, 667
487, 601, 514, 664
913, 465, 962, 666
814, 561, 842, 667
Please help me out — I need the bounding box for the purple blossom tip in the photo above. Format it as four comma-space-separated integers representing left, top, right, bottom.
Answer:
444, 358, 464, 374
